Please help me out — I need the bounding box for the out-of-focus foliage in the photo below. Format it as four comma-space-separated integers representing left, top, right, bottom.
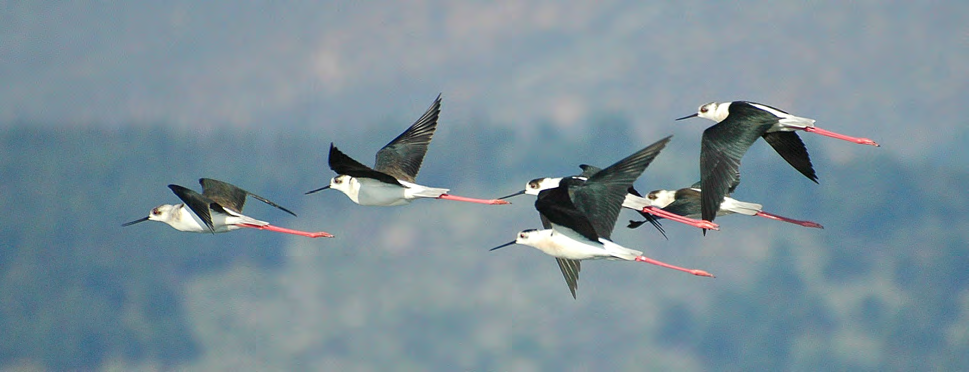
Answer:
1, 120, 966, 370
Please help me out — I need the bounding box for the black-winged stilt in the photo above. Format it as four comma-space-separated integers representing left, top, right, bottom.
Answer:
677, 101, 878, 224
491, 136, 713, 298
306, 94, 509, 206
625, 181, 824, 230
123, 178, 334, 238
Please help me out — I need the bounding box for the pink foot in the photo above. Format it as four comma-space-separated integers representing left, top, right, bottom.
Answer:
642, 206, 719, 231
755, 211, 824, 229
803, 126, 880, 147
634, 255, 715, 277
437, 194, 511, 205
239, 224, 335, 238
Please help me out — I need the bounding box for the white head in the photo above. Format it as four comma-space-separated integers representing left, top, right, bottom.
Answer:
321, 174, 363, 199
490, 229, 555, 252
645, 189, 677, 208
497, 177, 562, 200
122, 204, 184, 230
305, 174, 361, 199
524, 177, 562, 195
677, 102, 730, 123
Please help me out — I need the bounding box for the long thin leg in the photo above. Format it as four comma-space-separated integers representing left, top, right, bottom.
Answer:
642, 206, 719, 230
238, 224, 335, 238
755, 211, 824, 229
437, 194, 511, 205
634, 255, 714, 277
803, 126, 879, 146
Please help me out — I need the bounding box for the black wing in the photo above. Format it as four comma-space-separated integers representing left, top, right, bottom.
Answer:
540, 213, 581, 299
374, 94, 441, 183
199, 178, 297, 217
535, 181, 600, 242
699, 104, 774, 222
329, 143, 402, 186
571, 136, 671, 240
555, 258, 581, 299
761, 131, 818, 183
624, 186, 667, 239
577, 164, 602, 178
168, 184, 216, 233
663, 188, 703, 218
198, 178, 248, 213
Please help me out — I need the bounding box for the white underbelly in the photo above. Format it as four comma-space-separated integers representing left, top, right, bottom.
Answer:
353, 182, 410, 206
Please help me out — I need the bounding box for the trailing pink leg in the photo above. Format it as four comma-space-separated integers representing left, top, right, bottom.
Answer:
239, 224, 334, 238
803, 126, 879, 147
634, 255, 714, 277
755, 211, 824, 229
642, 206, 719, 230
437, 194, 511, 205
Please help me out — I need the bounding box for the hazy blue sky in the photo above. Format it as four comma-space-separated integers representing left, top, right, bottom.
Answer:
4, 1, 967, 164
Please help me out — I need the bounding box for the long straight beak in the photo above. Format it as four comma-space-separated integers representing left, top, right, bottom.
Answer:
497, 190, 526, 200
305, 185, 330, 195
121, 216, 149, 227
489, 241, 516, 251
675, 113, 698, 121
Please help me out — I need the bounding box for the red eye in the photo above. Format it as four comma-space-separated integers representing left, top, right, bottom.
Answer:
647, 192, 657, 200
519, 233, 527, 239
151, 208, 160, 215
700, 106, 709, 113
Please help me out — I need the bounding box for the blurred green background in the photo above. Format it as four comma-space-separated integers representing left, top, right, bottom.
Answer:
2, 2, 967, 371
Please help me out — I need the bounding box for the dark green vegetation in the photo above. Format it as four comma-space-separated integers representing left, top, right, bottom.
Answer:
1, 121, 966, 370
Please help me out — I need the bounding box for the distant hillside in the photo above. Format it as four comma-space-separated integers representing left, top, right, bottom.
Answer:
0, 123, 966, 370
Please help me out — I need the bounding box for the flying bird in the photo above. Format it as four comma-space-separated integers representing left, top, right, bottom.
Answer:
497, 167, 718, 237
677, 101, 879, 224
306, 94, 509, 206
123, 178, 334, 238
491, 136, 713, 299
625, 180, 824, 231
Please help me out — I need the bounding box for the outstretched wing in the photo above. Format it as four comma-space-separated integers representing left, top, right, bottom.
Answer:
199, 178, 297, 217
539, 213, 581, 299
374, 94, 441, 183
168, 184, 216, 233
571, 136, 671, 240
699, 105, 773, 222
329, 143, 402, 186
761, 131, 818, 183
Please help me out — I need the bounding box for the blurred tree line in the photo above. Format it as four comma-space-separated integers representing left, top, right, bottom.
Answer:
0, 119, 966, 370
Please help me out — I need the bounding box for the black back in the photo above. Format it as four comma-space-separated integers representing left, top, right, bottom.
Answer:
536, 178, 601, 242
374, 94, 441, 183
328, 143, 403, 186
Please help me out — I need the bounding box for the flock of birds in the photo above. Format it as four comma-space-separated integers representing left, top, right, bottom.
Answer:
124, 94, 879, 298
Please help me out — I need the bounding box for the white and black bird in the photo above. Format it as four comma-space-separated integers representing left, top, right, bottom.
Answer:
625, 179, 824, 231
497, 165, 719, 238
491, 136, 713, 299
123, 178, 334, 238
677, 101, 879, 224
306, 94, 509, 206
